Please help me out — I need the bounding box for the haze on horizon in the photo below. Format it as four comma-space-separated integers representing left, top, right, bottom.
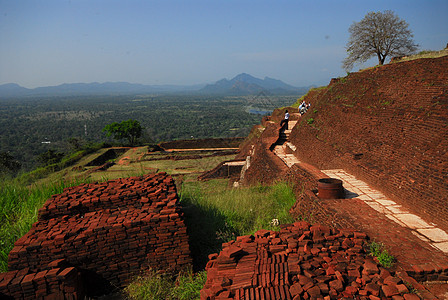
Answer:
1, 0, 447, 89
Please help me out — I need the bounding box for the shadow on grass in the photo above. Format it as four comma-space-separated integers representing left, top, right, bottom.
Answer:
180, 193, 238, 272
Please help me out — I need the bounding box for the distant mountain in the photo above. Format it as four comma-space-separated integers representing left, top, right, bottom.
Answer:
0, 75, 310, 97
0, 82, 206, 98
0, 83, 32, 97
200, 73, 307, 95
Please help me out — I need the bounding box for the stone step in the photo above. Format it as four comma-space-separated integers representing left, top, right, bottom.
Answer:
286, 142, 297, 152
273, 145, 301, 167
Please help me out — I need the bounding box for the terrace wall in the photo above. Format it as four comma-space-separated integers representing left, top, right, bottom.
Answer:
286, 56, 448, 231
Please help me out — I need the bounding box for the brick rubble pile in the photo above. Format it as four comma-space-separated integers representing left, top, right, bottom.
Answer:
201, 221, 438, 299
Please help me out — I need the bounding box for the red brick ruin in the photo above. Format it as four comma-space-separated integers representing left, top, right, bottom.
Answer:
201, 222, 441, 299
286, 57, 447, 231
0, 172, 192, 299
219, 56, 448, 299
237, 56, 448, 232
1, 56, 447, 299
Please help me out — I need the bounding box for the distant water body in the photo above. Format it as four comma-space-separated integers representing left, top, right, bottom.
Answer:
248, 109, 272, 115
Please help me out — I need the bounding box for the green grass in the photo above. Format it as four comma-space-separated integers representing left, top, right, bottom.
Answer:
392, 49, 448, 63
16, 143, 106, 185
180, 179, 296, 270
125, 269, 207, 300
0, 177, 90, 272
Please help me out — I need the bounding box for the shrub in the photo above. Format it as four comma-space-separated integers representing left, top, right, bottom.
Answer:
368, 241, 395, 268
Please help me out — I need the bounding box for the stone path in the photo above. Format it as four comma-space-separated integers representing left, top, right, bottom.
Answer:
322, 169, 448, 255
273, 119, 301, 168
272, 145, 300, 168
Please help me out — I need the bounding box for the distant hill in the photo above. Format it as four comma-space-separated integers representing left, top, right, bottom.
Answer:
0, 82, 205, 98
0, 83, 32, 97
0, 74, 311, 97
200, 73, 310, 95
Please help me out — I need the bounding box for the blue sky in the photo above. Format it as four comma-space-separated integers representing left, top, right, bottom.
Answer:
1, 0, 447, 88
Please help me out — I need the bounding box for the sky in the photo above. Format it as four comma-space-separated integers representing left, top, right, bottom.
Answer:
0, 0, 447, 89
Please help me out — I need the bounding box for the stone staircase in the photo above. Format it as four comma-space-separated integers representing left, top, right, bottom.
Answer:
272, 118, 300, 167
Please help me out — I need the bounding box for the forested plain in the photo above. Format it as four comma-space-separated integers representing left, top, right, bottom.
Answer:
0, 94, 298, 171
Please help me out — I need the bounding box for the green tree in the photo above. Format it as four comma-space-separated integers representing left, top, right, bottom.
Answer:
0, 151, 21, 175
343, 10, 418, 71
102, 119, 143, 146
38, 149, 65, 166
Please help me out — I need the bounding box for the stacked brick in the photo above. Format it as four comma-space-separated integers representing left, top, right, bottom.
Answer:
0, 264, 83, 300
37, 173, 179, 220
201, 221, 437, 299
2, 172, 192, 299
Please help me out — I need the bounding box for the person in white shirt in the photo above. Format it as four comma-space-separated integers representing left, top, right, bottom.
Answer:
280, 110, 289, 129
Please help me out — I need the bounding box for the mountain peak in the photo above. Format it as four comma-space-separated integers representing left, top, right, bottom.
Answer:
233, 73, 256, 81
200, 73, 303, 95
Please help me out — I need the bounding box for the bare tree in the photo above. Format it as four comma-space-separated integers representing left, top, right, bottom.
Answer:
343, 10, 418, 71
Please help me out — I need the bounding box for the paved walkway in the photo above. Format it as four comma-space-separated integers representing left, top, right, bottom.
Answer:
272, 145, 300, 167
272, 119, 301, 168
323, 169, 448, 255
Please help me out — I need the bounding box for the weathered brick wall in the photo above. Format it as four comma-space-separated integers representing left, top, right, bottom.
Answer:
240, 122, 289, 186
159, 137, 244, 150
3, 172, 192, 299
285, 164, 354, 230
287, 56, 448, 231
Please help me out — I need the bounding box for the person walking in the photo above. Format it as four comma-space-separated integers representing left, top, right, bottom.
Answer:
280, 109, 289, 130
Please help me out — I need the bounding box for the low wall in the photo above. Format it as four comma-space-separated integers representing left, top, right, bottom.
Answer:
198, 160, 245, 181
159, 137, 244, 150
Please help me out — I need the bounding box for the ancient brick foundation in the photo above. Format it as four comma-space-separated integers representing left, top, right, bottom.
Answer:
238, 121, 289, 186
1, 172, 192, 299
287, 56, 448, 231
198, 160, 245, 181
201, 221, 440, 299
159, 137, 244, 150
